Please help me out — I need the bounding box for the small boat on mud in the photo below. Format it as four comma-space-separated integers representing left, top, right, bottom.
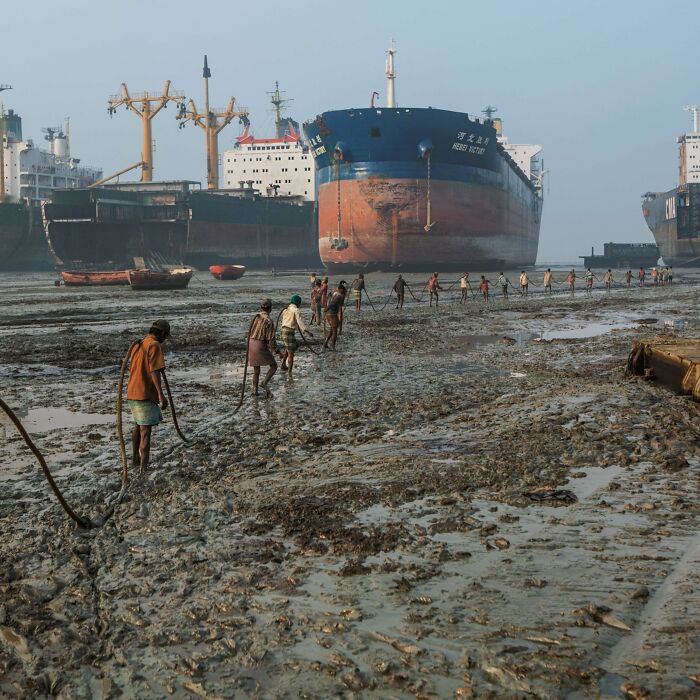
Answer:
209, 264, 246, 280
61, 270, 129, 286
127, 268, 193, 290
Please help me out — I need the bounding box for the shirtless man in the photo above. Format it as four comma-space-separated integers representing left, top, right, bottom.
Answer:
393, 274, 406, 309
638, 267, 646, 287
585, 268, 594, 296
566, 268, 576, 295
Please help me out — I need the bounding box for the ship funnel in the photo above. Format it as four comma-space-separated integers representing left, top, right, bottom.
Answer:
417, 139, 433, 160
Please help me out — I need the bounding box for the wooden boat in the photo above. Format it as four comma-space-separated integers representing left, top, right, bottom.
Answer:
209, 264, 246, 280
61, 270, 129, 286
127, 268, 193, 290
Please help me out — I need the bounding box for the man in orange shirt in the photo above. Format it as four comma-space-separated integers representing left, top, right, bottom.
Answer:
127, 319, 170, 472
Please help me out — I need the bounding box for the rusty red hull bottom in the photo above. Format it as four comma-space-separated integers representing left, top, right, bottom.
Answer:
318, 178, 541, 272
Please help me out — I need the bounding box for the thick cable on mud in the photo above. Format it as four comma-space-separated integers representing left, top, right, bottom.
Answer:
0, 397, 92, 528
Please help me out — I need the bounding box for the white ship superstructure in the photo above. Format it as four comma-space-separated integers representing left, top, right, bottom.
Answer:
677, 105, 700, 185
222, 83, 315, 200
1, 109, 101, 203
491, 114, 543, 183
223, 124, 315, 200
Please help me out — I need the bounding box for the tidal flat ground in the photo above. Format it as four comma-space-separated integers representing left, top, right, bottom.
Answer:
1, 270, 699, 698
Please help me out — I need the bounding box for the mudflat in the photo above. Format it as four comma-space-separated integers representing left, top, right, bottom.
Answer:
1, 271, 698, 698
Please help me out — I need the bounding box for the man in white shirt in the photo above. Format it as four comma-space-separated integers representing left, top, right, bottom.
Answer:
280, 294, 313, 374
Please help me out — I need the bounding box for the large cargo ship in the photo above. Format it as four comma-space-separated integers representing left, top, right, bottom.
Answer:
43, 182, 191, 271
642, 106, 700, 266
303, 46, 544, 272
0, 104, 101, 270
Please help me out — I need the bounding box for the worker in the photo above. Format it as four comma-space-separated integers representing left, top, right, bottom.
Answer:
603, 269, 613, 291
320, 276, 329, 308
661, 267, 668, 286
498, 272, 509, 299
127, 319, 170, 473
393, 274, 406, 309
625, 269, 633, 287
428, 272, 443, 307
280, 294, 313, 374
309, 272, 318, 290
651, 267, 659, 287
566, 268, 576, 295
311, 279, 323, 325
459, 272, 470, 304
519, 270, 529, 297
479, 275, 490, 302
585, 268, 594, 295
543, 268, 553, 295
337, 281, 347, 333
668, 266, 674, 285
638, 267, 646, 287
248, 299, 279, 397
324, 283, 346, 350
350, 273, 365, 312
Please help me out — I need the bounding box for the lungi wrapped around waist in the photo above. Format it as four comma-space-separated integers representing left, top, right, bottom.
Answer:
280, 326, 298, 353
248, 338, 276, 366
128, 399, 163, 426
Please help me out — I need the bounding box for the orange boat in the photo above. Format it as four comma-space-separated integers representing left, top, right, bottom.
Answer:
127, 268, 193, 290
209, 264, 246, 280
61, 270, 129, 286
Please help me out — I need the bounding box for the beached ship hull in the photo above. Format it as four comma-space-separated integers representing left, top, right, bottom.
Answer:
43, 184, 190, 271
304, 108, 542, 272
643, 185, 700, 266
0, 201, 53, 271
186, 190, 319, 270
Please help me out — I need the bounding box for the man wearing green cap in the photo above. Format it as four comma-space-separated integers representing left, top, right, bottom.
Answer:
126, 319, 170, 472
280, 294, 313, 374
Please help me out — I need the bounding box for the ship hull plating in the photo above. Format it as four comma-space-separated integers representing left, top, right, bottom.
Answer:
304, 107, 542, 271
43, 185, 190, 271
643, 185, 700, 266
317, 177, 540, 272
0, 202, 53, 271
185, 191, 319, 269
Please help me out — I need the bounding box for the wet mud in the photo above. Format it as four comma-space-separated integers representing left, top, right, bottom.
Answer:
1, 270, 699, 698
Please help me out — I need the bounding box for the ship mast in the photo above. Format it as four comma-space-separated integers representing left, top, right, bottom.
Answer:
0, 83, 12, 201
107, 81, 184, 182
268, 81, 293, 138
385, 40, 396, 108
177, 55, 249, 190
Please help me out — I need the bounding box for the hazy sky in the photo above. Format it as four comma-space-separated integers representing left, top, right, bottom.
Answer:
4, 0, 697, 262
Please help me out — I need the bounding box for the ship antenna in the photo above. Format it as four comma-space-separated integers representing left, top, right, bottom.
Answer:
482, 105, 498, 122
385, 39, 396, 108
267, 81, 293, 138
0, 84, 12, 202
684, 104, 700, 133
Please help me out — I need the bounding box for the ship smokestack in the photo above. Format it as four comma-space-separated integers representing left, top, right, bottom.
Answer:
385, 41, 396, 108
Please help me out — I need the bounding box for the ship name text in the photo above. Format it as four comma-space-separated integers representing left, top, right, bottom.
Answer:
452, 131, 489, 156
308, 135, 327, 158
